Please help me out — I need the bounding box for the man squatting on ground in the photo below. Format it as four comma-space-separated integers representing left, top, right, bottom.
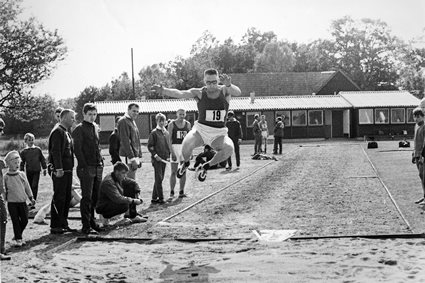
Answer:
167, 109, 191, 199
151, 69, 241, 179
72, 103, 104, 235
48, 109, 76, 235
412, 107, 425, 205
117, 103, 143, 180
96, 162, 146, 225
147, 113, 171, 204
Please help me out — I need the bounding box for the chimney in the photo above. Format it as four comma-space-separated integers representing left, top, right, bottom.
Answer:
250, 92, 255, 104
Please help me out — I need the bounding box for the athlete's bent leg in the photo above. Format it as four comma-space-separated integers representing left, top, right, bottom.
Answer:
208, 136, 234, 167
181, 130, 204, 162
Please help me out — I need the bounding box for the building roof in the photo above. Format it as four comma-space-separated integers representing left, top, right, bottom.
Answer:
230, 71, 359, 96
340, 91, 419, 108
95, 95, 353, 115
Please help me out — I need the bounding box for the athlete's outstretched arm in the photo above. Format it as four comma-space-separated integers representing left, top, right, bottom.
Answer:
220, 74, 241, 97
151, 85, 201, 99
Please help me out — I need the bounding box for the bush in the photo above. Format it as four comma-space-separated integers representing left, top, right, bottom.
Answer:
4, 138, 23, 152
0, 137, 49, 155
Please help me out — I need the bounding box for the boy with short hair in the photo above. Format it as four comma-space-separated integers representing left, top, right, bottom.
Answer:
4, 151, 34, 247
412, 107, 425, 205
20, 133, 47, 208
147, 113, 171, 204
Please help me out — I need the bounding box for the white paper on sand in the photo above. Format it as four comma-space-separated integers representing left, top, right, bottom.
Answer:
252, 229, 297, 242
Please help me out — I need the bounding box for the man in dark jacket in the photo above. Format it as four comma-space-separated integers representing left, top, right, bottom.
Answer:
147, 113, 171, 204
109, 116, 121, 165
226, 111, 242, 170
72, 103, 104, 235
96, 162, 145, 225
48, 109, 76, 234
117, 103, 142, 180
252, 114, 262, 155
273, 116, 285, 154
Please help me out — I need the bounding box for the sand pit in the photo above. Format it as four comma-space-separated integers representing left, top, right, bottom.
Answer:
1, 141, 425, 282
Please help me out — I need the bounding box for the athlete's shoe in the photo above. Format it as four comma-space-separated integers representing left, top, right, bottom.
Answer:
177, 161, 190, 178
415, 197, 425, 204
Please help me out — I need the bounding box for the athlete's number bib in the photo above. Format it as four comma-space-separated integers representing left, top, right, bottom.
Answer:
205, 110, 225, 122
176, 130, 187, 140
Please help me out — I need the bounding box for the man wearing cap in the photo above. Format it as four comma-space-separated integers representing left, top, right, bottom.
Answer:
226, 111, 242, 170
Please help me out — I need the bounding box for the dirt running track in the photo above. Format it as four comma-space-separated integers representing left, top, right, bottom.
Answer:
1, 141, 425, 282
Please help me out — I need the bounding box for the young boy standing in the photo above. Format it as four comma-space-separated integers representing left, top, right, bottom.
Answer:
412, 108, 425, 205
4, 151, 34, 247
147, 113, 171, 204
20, 133, 47, 208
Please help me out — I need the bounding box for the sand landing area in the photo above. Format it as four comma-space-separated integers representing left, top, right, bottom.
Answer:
1, 141, 425, 282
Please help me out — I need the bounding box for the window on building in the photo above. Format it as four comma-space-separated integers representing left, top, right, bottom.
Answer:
275, 110, 291, 126
308, 110, 323, 126
407, 108, 415, 123
375, 109, 389, 124
358, 109, 373, 124
292, 110, 306, 126
391, 108, 405, 124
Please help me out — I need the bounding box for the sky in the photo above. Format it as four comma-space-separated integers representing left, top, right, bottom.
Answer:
20, 0, 425, 100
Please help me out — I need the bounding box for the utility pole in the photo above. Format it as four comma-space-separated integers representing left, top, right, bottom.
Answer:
131, 48, 135, 100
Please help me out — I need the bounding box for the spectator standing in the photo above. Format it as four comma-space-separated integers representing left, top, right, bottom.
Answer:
48, 109, 76, 235
252, 114, 262, 155
117, 103, 142, 180
72, 103, 104, 235
168, 109, 191, 199
0, 118, 11, 260
109, 116, 122, 165
147, 113, 171, 204
226, 111, 242, 170
273, 117, 285, 155
19, 133, 47, 207
412, 108, 425, 205
4, 150, 34, 247
259, 115, 268, 153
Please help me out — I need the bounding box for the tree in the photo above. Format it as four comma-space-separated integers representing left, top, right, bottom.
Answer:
138, 64, 172, 99
110, 72, 133, 100
0, 0, 67, 108
325, 16, 401, 90
254, 41, 296, 72
241, 27, 277, 53
396, 46, 425, 97
3, 94, 57, 136
292, 40, 335, 72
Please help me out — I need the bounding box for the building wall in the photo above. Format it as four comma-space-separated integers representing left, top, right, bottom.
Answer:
353, 108, 415, 138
